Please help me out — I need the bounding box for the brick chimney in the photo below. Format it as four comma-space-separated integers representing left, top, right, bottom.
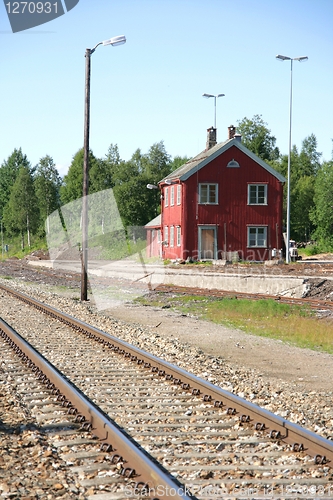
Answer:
206, 127, 217, 149
228, 125, 236, 140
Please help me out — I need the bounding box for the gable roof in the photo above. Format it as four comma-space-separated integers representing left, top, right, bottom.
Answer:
145, 214, 161, 228
160, 138, 286, 184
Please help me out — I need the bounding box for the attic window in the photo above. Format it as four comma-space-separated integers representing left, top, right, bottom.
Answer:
227, 159, 240, 168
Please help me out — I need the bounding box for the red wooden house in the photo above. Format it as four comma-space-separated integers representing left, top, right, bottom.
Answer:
146, 126, 286, 262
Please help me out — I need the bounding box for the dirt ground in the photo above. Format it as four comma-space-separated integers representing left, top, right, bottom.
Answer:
105, 298, 333, 393
1, 257, 333, 393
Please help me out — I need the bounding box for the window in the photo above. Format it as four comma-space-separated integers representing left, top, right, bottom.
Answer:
248, 184, 267, 205
164, 226, 168, 245
157, 229, 161, 244
170, 226, 174, 247
177, 185, 181, 205
165, 187, 169, 207
248, 227, 267, 247
170, 186, 174, 206
199, 183, 218, 204
176, 226, 181, 246
227, 159, 240, 168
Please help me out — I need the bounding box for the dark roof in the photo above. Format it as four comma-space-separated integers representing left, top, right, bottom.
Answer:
160, 138, 286, 184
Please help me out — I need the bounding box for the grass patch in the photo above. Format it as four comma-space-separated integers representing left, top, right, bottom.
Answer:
0, 234, 48, 260
137, 293, 333, 354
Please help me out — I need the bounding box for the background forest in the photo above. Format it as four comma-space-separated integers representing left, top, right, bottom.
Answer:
0, 114, 332, 256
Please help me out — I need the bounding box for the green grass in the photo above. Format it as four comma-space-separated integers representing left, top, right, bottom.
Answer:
89, 233, 147, 261
137, 293, 333, 354
0, 234, 48, 260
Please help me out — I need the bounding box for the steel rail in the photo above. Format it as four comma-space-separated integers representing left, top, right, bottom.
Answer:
155, 284, 333, 310
0, 315, 194, 500
1, 282, 333, 467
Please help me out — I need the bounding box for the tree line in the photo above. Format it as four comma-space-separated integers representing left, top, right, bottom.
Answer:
0, 115, 332, 251
0, 141, 186, 249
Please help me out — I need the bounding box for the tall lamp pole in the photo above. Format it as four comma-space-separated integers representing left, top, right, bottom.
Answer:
81, 35, 126, 301
202, 93, 225, 129
276, 54, 308, 263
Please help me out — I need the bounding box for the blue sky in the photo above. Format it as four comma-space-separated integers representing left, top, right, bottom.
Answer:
1, 0, 332, 177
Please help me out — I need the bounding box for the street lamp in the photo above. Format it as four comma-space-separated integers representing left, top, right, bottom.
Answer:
81, 35, 126, 301
202, 93, 225, 129
276, 54, 308, 263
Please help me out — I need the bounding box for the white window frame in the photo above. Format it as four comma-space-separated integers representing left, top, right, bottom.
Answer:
176, 226, 181, 246
248, 226, 267, 248
164, 226, 168, 245
177, 185, 181, 205
164, 187, 169, 207
170, 186, 174, 206
248, 184, 267, 205
157, 229, 161, 244
199, 183, 218, 204
170, 226, 174, 247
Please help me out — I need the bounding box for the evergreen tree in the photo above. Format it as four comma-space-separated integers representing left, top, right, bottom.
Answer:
3, 165, 39, 249
34, 155, 62, 235
90, 143, 121, 193
0, 148, 31, 216
60, 148, 99, 204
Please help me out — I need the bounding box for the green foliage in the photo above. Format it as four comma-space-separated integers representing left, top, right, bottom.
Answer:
237, 115, 280, 162
273, 135, 322, 242
310, 160, 333, 249
3, 165, 39, 248
0, 148, 31, 216
110, 141, 173, 228
0, 233, 47, 261
60, 148, 99, 204
169, 155, 190, 171
92, 232, 146, 260
90, 144, 121, 193
34, 155, 62, 235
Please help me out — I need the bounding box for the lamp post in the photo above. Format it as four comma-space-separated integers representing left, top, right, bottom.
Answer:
81, 35, 126, 301
276, 54, 308, 263
202, 93, 225, 129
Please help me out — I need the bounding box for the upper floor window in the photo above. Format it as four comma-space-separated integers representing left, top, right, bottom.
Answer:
248, 226, 267, 247
177, 185, 181, 205
199, 183, 218, 204
164, 187, 169, 207
248, 184, 267, 205
170, 186, 174, 206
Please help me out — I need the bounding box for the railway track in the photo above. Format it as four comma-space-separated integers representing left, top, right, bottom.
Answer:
1, 282, 333, 499
155, 284, 333, 311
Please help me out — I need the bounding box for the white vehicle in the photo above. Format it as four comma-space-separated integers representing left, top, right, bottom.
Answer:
283, 233, 302, 262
